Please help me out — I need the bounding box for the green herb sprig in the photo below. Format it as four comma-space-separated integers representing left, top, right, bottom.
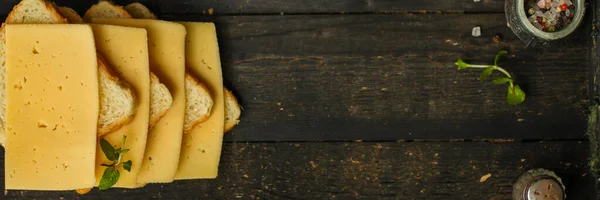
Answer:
455, 50, 526, 105
98, 135, 132, 190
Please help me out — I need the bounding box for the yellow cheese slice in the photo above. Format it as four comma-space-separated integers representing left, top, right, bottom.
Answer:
5, 24, 98, 190
91, 24, 150, 188
92, 18, 186, 184
175, 22, 224, 179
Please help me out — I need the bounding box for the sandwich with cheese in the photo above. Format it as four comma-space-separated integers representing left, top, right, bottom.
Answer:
0, 0, 138, 146
122, 1, 242, 132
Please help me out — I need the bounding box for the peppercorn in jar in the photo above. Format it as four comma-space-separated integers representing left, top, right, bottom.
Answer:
526, 0, 575, 32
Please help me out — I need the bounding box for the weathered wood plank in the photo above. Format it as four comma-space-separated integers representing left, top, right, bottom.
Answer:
0, 0, 505, 17
159, 14, 591, 141
158, 0, 505, 15
588, 0, 600, 190
3, 141, 594, 199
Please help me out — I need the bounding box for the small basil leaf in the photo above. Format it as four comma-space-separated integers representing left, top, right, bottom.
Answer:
100, 139, 118, 162
479, 66, 495, 82
507, 84, 526, 105
494, 50, 508, 66
492, 77, 512, 85
98, 167, 120, 190
455, 59, 470, 70
123, 160, 132, 172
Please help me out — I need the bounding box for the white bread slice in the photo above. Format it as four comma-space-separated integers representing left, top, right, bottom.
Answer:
83, 1, 131, 22
184, 74, 213, 133
224, 88, 241, 132
96, 54, 136, 135
125, 2, 243, 132
5, 0, 68, 24
85, 1, 173, 129
0, 0, 137, 144
124, 2, 157, 19
149, 73, 172, 128
58, 7, 83, 23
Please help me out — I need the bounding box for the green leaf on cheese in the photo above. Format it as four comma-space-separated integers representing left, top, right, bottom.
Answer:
100, 139, 118, 162
98, 167, 120, 190
123, 160, 132, 172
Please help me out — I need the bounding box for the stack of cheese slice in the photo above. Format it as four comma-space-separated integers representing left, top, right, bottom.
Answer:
3, 0, 242, 191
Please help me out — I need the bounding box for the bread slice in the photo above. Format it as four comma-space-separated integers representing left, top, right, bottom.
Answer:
124, 2, 157, 19
85, 1, 173, 129
125, 2, 243, 132
224, 88, 241, 132
58, 7, 83, 23
5, 0, 68, 24
96, 54, 136, 135
184, 74, 213, 133
83, 1, 131, 22
149, 73, 173, 129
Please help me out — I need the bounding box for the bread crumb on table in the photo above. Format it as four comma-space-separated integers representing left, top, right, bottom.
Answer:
76, 188, 91, 195
480, 173, 492, 182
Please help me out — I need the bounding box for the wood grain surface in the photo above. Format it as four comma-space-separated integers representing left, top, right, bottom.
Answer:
161, 13, 592, 141
3, 141, 594, 199
0, 0, 596, 199
158, 0, 505, 15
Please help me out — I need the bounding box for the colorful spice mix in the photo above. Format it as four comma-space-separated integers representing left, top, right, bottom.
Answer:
526, 0, 575, 32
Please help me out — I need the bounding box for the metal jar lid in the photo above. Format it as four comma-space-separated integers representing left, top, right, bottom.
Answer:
513, 169, 566, 200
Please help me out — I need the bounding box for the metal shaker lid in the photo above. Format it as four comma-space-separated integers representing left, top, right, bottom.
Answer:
513, 169, 565, 200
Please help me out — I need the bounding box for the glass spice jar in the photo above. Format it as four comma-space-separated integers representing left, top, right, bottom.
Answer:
505, 0, 584, 46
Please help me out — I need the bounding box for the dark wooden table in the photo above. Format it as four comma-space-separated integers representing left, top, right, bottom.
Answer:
1, 0, 599, 199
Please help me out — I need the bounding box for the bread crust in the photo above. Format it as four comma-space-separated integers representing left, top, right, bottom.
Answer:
83, 1, 132, 22
124, 3, 158, 19
224, 88, 241, 132
6, 0, 68, 24
59, 7, 83, 23
75, 188, 91, 195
